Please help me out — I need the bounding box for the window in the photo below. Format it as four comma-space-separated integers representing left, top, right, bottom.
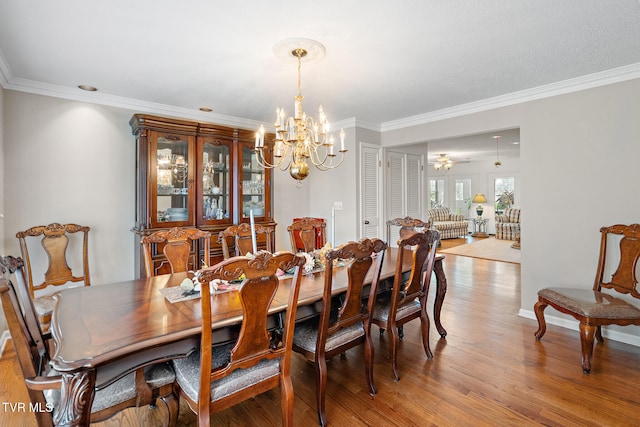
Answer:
494, 176, 515, 213
429, 179, 445, 208
455, 178, 472, 217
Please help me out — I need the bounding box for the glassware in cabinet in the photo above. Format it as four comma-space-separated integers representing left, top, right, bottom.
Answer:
239, 141, 270, 221
198, 137, 232, 224
152, 132, 195, 227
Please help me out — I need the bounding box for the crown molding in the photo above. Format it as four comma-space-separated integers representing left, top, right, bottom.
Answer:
2, 48, 639, 134
381, 62, 640, 132
0, 75, 264, 130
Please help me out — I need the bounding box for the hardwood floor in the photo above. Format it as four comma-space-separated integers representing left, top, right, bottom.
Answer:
2, 236, 640, 426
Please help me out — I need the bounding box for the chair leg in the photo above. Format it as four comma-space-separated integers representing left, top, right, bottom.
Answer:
280, 373, 295, 427
364, 328, 377, 395
388, 322, 400, 381
579, 323, 597, 374
379, 328, 385, 337
315, 357, 329, 427
533, 300, 548, 340
420, 310, 433, 360
398, 326, 404, 340
595, 325, 604, 344
159, 392, 179, 427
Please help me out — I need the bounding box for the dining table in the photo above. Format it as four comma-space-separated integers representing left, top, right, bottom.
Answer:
48, 248, 448, 426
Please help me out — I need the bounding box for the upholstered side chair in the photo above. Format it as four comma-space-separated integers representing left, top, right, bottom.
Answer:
16, 223, 91, 333
292, 238, 387, 427
534, 224, 640, 373
172, 251, 306, 426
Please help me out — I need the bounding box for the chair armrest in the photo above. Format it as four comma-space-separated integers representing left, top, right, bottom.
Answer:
24, 374, 62, 390
495, 215, 507, 223
450, 213, 465, 221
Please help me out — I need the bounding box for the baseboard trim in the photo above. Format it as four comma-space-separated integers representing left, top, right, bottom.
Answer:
519, 309, 640, 347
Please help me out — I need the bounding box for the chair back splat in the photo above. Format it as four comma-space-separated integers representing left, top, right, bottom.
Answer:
534, 224, 640, 373
385, 216, 429, 248
218, 223, 276, 259
172, 251, 306, 426
287, 217, 326, 253
292, 238, 387, 427
141, 227, 211, 277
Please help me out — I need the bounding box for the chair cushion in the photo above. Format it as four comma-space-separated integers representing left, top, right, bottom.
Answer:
33, 295, 56, 318
293, 318, 365, 353
172, 343, 280, 403
45, 362, 176, 414
372, 297, 421, 323
538, 287, 640, 319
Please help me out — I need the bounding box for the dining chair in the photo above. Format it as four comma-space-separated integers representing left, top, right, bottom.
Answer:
287, 217, 326, 253
292, 238, 387, 427
385, 216, 429, 248
141, 227, 211, 277
0, 255, 179, 427
371, 229, 440, 381
218, 222, 276, 258
16, 223, 91, 333
534, 224, 640, 373
172, 251, 306, 426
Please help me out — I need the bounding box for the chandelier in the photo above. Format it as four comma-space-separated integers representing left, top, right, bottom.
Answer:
254, 39, 347, 182
433, 154, 454, 171
493, 135, 502, 167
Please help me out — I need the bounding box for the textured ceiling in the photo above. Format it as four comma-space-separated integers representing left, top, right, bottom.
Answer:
1, 1, 639, 161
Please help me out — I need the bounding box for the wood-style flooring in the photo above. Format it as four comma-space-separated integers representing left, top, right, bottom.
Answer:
2, 237, 640, 426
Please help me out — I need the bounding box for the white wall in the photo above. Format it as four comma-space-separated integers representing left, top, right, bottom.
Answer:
383, 78, 640, 345
3, 78, 640, 347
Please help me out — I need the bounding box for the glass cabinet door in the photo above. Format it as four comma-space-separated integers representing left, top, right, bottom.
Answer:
151, 131, 194, 227
240, 142, 269, 221
198, 138, 232, 225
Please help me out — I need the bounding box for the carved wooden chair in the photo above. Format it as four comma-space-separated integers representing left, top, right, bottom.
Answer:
218, 222, 276, 258
172, 251, 306, 426
534, 224, 640, 373
16, 223, 91, 332
292, 238, 387, 427
0, 255, 179, 427
371, 229, 440, 381
141, 227, 211, 277
385, 216, 430, 248
287, 217, 326, 253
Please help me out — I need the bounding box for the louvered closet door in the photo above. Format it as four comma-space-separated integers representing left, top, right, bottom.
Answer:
386, 151, 423, 247
360, 144, 381, 239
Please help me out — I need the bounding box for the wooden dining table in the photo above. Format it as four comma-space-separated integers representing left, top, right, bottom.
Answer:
48, 248, 448, 426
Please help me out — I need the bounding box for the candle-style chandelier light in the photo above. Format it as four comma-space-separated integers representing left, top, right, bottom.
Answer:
254, 39, 347, 182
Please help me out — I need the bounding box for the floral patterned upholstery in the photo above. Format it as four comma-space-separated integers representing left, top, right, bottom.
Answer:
426, 207, 468, 239
495, 208, 521, 240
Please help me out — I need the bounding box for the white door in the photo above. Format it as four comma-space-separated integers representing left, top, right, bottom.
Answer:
386, 151, 423, 246
359, 143, 382, 239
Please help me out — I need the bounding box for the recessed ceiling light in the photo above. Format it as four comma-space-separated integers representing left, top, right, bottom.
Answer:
512, 141, 520, 145
199, 107, 213, 112
78, 85, 98, 92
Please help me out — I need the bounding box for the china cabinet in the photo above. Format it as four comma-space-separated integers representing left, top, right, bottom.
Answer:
130, 114, 274, 277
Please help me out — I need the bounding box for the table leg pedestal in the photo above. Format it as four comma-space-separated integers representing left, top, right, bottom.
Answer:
433, 257, 448, 338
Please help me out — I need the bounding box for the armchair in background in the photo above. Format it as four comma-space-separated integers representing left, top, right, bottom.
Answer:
426, 207, 468, 239
495, 208, 521, 240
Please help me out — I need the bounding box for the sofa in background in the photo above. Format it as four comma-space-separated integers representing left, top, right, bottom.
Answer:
495, 208, 521, 240
426, 207, 468, 239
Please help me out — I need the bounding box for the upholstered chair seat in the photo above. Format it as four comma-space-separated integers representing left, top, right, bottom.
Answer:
46, 363, 176, 414
173, 343, 281, 403
537, 288, 640, 319
293, 320, 365, 353
372, 295, 421, 323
